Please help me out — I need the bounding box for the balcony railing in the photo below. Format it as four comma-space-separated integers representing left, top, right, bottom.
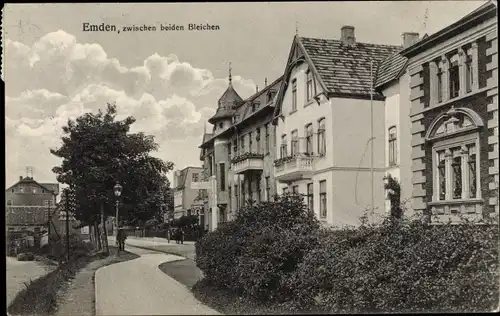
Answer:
231, 152, 264, 174
274, 154, 315, 183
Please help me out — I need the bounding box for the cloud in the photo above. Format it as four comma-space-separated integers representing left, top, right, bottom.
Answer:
5, 30, 256, 186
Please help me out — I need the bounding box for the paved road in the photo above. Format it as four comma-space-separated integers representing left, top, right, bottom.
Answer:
110, 236, 196, 260
95, 244, 219, 315
6, 257, 56, 306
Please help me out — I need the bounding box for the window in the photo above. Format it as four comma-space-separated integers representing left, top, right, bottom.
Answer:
306, 70, 313, 101
465, 54, 473, 93
256, 128, 261, 154
320, 180, 327, 218
220, 163, 226, 191
292, 185, 299, 194
34, 227, 41, 233
291, 79, 297, 112
280, 134, 288, 158
256, 177, 261, 203
11, 189, 14, 193
449, 62, 460, 99
228, 143, 232, 160
19, 187, 25, 193
7, 199, 13, 206
291, 130, 299, 156
42, 189, 45, 193
44, 200, 49, 207
32, 187, 37, 194
388, 126, 397, 166
305, 124, 314, 155
219, 122, 223, 129
317, 118, 326, 156
307, 183, 314, 213
437, 68, 443, 103
430, 109, 481, 202
249, 132, 253, 152
235, 185, 239, 209
267, 91, 273, 103
265, 124, 270, 154
265, 176, 271, 202
192, 173, 199, 182
233, 139, 238, 156
240, 135, 245, 152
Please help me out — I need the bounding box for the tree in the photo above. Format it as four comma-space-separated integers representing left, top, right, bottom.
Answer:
384, 174, 403, 222
51, 103, 174, 251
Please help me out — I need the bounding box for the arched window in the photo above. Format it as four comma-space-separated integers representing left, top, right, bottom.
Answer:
388, 126, 397, 166
426, 107, 484, 202
317, 118, 326, 156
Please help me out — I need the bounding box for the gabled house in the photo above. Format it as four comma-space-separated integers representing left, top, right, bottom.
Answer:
5, 176, 60, 233
272, 26, 401, 228
172, 166, 204, 220
199, 68, 282, 231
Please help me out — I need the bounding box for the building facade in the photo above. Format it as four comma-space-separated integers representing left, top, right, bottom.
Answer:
272, 26, 401, 228
199, 71, 281, 231
376, 33, 420, 215
5, 176, 60, 233
172, 166, 204, 219
401, 1, 498, 223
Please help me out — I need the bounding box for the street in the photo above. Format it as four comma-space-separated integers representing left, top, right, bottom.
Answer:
95, 242, 219, 315
6, 256, 56, 306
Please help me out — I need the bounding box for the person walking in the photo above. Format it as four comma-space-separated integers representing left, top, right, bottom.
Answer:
117, 228, 126, 252
180, 228, 185, 245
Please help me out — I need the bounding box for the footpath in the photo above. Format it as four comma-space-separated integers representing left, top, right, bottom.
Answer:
95, 243, 219, 315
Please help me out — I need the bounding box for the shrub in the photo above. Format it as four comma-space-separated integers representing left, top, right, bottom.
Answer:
196, 194, 321, 302
292, 217, 499, 313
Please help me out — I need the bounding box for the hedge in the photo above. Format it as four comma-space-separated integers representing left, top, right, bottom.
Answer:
195, 196, 499, 313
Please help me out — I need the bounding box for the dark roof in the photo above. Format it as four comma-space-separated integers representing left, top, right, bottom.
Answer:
299, 37, 401, 96
208, 84, 243, 124
374, 51, 408, 89
6, 206, 48, 226
6, 177, 60, 194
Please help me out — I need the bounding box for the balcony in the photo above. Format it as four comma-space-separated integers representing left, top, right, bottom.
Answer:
231, 153, 264, 174
274, 154, 315, 183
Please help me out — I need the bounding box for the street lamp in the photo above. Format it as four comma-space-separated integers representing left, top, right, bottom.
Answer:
114, 182, 123, 237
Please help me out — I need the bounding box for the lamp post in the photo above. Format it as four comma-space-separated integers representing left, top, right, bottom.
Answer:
114, 182, 123, 237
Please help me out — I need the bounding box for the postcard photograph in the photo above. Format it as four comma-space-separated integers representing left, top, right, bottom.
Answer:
3, 1, 499, 315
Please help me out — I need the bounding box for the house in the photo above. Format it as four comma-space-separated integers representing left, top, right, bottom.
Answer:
272, 26, 403, 228
400, 0, 498, 223
375, 33, 420, 215
172, 166, 204, 220
5, 176, 59, 233
198, 70, 281, 231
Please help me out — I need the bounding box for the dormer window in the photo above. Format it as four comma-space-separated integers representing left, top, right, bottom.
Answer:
219, 122, 224, 129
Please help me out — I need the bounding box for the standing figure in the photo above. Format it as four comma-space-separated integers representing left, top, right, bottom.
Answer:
117, 228, 126, 252
180, 228, 185, 245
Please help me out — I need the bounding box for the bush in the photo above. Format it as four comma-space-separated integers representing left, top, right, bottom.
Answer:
292, 218, 499, 313
196, 194, 321, 302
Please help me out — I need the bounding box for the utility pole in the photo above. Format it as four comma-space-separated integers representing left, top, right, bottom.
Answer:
370, 59, 375, 212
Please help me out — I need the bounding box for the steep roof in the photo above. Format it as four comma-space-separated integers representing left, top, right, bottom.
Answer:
299, 37, 401, 96
6, 177, 60, 195
208, 83, 244, 124
374, 51, 408, 89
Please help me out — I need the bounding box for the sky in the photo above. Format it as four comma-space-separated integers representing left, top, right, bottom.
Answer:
4, 1, 486, 187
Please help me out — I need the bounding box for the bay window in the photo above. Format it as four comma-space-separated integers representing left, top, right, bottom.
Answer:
317, 118, 326, 156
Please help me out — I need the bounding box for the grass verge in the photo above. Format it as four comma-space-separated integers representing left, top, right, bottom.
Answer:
7, 247, 139, 316
192, 278, 316, 315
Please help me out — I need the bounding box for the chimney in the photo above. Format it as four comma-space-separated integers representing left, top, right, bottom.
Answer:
402, 32, 420, 48
19, 176, 23, 181
256, 85, 259, 93
341, 25, 356, 46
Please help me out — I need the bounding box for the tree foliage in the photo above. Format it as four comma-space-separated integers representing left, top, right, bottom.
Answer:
51, 103, 174, 225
